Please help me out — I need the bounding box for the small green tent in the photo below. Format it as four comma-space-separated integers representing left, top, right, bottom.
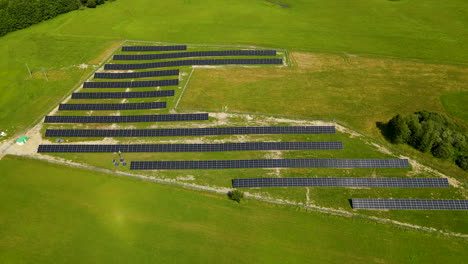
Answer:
16, 136, 29, 145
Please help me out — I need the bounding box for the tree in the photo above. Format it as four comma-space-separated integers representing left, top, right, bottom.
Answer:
456, 156, 468, 171
387, 114, 410, 144
87, 0, 97, 8
431, 143, 453, 159
228, 190, 244, 203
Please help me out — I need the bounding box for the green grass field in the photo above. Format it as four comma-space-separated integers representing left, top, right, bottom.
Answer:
0, 155, 467, 264
2, 0, 468, 139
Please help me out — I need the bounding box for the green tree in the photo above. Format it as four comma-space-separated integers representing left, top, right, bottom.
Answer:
456, 156, 468, 171
87, 0, 97, 8
228, 190, 244, 203
431, 143, 453, 159
387, 114, 411, 144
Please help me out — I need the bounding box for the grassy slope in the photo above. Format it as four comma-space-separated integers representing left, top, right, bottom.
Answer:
1, 0, 468, 137
440, 91, 468, 123
0, 155, 467, 264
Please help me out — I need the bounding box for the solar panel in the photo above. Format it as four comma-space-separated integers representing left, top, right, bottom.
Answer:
232, 178, 449, 188
351, 199, 468, 210
45, 126, 335, 137
113, 50, 277, 60
130, 159, 410, 170
44, 113, 209, 123
71, 90, 175, 99
58, 102, 166, 111
94, 69, 179, 79
37, 142, 343, 153
122, 45, 187, 52
83, 79, 178, 88
105, 59, 283, 70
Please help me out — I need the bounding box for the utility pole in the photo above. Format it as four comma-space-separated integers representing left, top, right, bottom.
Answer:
41, 67, 48, 81
25, 63, 32, 78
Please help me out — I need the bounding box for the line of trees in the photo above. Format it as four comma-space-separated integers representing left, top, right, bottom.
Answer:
385, 111, 468, 171
0, 0, 114, 37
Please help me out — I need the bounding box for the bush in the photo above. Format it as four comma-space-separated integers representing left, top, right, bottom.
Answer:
456, 156, 468, 171
87, 0, 97, 8
228, 190, 244, 203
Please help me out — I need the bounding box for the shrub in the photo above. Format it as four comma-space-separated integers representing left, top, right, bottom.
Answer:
228, 190, 244, 203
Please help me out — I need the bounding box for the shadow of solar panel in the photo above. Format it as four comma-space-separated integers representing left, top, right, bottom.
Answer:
44, 126, 335, 137
71, 90, 175, 99
232, 178, 449, 188
351, 199, 468, 210
44, 113, 209, 123
94, 70, 179, 79
113, 50, 277, 60
58, 102, 166, 111
122, 45, 187, 52
130, 159, 410, 170
83, 79, 178, 88
105, 59, 283, 70
37, 142, 342, 153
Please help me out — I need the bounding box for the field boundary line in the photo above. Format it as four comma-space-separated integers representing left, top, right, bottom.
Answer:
174, 67, 194, 110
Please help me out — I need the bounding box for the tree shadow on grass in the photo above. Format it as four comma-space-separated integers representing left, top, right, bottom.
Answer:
376, 121, 392, 142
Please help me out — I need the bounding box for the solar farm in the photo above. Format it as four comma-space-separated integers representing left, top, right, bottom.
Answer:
17, 41, 461, 233
1, 1, 468, 262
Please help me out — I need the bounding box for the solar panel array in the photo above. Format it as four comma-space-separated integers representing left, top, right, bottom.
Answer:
114, 50, 277, 60
130, 159, 410, 170
58, 102, 166, 111
83, 79, 178, 88
105, 59, 283, 70
122, 45, 187, 52
232, 178, 449, 188
44, 113, 209, 123
45, 126, 335, 137
351, 199, 468, 210
94, 69, 179, 79
71, 90, 175, 99
37, 142, 343, 153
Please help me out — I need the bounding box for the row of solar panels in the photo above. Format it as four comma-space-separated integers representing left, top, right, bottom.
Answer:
105, 59, 283, 70
232, 177, 449, 188
83, 79, 178, 88
130, 159, 410, 170
59, 102, 166, 111
113, 50, 277, 60
44, 113, 209, 123
122, 45, 187, 52
94, 69, 179, 79
44, 126, 336, 137
72, 90, 175, 99
351, 199, 468, 210
37, 142, 343, 153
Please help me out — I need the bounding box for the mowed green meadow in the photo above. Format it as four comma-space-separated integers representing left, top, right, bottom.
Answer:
1, 0, 468, 138
0, 155, 467, 264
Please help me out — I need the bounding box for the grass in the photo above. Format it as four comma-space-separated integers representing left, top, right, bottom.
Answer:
440, 91, 468, 123
1, 155, 467, 263
2, 0, 468, 138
